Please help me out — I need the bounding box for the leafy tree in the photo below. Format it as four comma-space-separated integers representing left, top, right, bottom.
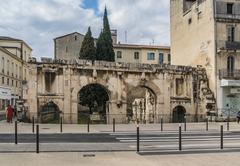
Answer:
96, 7, 115, 62
79, 27, 96, 61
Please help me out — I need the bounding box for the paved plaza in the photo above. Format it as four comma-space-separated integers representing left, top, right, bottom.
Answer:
1, 152, 240, 166
1, 121, 240, 165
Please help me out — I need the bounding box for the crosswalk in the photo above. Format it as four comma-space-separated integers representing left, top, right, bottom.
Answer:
110, 131, 240, 151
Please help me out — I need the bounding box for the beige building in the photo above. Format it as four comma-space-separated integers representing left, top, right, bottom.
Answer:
114, 44, 170, 65
171, 0, 240, 117
0, 36, 32, 113
54, 30, 170, 65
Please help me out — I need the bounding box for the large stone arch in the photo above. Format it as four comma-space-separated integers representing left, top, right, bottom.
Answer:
125, 80, 161, 123
75, 83, 111, 124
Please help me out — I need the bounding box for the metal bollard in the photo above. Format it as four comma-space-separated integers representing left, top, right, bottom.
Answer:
161, 117, 163, 131
184, 117, 187, 131
36, 125, 39, 153
220, 125, 223, 149
113, 118, 115, 132
137, 125, 140, 153
87, 118, 90, 133
206, 118, 208, 131
32, 117, 35, 133
179, 125, 182, 151
60, 117, 63, 133
15, 121, 18, 145
227, 116, 229, 131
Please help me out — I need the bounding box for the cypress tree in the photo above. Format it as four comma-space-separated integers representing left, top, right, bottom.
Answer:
96, 7, 115, 62
79, 27, 96, 61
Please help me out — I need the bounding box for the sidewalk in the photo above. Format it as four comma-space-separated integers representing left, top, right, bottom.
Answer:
1, 151, 240, 166
0, 121, 239, 134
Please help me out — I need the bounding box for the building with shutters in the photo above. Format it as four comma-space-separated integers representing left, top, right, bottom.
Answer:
170, 0, 240, 117
0, 37, 32, 113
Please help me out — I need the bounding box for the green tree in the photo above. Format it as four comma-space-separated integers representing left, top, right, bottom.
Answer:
96, 7, 115, 62
79, 27, 96, 61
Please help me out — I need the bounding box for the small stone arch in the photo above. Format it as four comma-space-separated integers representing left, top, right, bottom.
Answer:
39, 101, 60, 123
172, 105, 186, 123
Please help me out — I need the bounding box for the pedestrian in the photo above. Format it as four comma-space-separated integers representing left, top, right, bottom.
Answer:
237, 111, 240, 124
6, 105, 13, 123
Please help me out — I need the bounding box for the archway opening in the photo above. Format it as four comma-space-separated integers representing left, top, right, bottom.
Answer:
40, 101, 60, 123
127, 86, 156, 124
78, 84, 109, 124
172, 105, 186, 123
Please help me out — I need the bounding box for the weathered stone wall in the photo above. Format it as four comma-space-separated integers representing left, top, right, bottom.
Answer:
26, 59, 214, 123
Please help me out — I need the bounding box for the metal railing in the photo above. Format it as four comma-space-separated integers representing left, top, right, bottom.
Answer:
219, 69, 240, 79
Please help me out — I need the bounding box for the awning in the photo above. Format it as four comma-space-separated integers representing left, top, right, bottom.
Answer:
221, 79, 240, 87
0, 86, 11, 100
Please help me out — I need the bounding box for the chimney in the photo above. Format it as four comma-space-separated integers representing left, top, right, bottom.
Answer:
111, 29, 117, 44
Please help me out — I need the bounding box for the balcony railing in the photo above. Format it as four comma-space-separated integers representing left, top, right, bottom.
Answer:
216, 13, 240, 21
226, 41, 240, 50
217, 40, 240, 50
219, 69, 240, 79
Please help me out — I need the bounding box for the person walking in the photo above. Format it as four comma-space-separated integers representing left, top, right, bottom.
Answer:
6, 105, 13, 123
237, 111, 240, 124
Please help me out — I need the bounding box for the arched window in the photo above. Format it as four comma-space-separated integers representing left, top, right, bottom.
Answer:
227, 56, 235, 76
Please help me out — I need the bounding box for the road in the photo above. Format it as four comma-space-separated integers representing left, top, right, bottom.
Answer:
1, 130, 240, 153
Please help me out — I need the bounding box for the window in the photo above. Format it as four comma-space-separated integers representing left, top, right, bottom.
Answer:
134, 52, 139, 60
19, 66, 22, 79
168, 54, 171, 64
66, 46, 68, 53
12, 80, 14, 86
188, 18, 192, 25
227, 56, 235, 76
227, 3, 233, 14
16, 81, 18, 87
227, 26, 235, 42
117, 51, 122, 59
7, 78, 9, 85
24, 68, 26, 80
15, 64, 18, 78
176, 78, 184, 96
75, 36, 77, 41
12, 62, 14, 77
159, 53, 164, 64
7, 60, 9, 75
147, 52, 155, 60
2, 77, 4, 84
2, 57, 4, 73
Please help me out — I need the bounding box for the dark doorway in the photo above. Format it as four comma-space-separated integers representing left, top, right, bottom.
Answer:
172, 106, 186, 123
40, 101, 60, 123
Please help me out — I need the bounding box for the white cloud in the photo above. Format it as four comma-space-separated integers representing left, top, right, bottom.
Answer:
0, 0, 170, 58
99, 0, 170, 45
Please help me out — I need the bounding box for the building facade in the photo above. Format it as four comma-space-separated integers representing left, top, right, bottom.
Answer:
0, 37, 32, 113
114, 44, 170, 65
170, 0, 240, 117
54, 30, 171, 65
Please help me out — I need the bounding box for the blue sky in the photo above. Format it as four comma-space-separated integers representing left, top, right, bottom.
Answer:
82, 0, 99, 13
0, 0, 170, 58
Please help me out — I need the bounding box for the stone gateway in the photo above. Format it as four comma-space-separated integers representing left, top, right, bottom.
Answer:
26, 59, 216, 124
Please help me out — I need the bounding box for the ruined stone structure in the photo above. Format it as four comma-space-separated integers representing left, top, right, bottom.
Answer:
26, 58, 215, 124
